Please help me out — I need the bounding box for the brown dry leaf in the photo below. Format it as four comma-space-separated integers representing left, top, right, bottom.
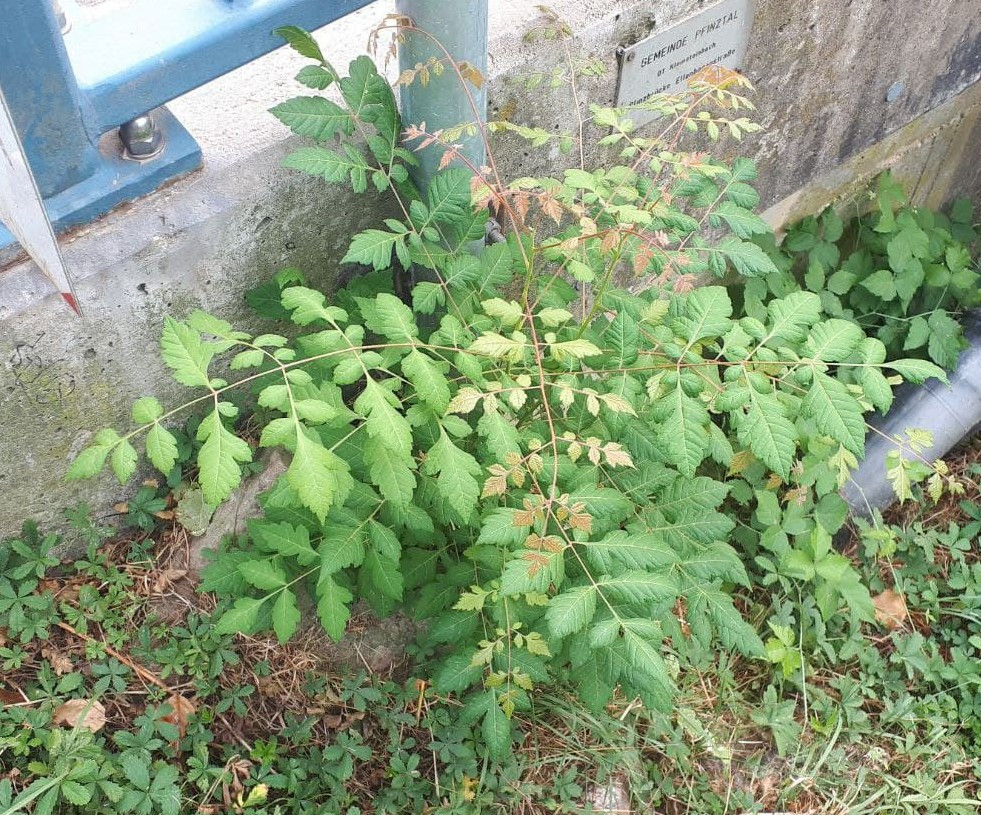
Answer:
161, 694, 196, 738
873, 590, 908, 630
41, 646, 73, 676
152, 568, 188, 595
52, 699, 106, 732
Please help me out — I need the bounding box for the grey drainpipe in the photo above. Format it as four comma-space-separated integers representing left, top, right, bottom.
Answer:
394, 0, 489, 194
843, 310, 981, 517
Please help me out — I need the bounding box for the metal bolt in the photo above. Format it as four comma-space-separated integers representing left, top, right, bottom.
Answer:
119, 114, 165, 161
885, 81, 905, 103
626, 51, 636, 62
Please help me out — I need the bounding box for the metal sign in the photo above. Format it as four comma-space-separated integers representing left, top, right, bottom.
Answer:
616, 0, 753, 119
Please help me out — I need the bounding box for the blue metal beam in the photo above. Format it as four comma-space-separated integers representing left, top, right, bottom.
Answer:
68, 0, 378, 137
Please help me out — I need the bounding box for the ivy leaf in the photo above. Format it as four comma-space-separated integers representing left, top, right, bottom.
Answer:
401, 349, 450, 411
197, 411, 253, 506
802, 372, 866, 456
316, 575, 353, 641
161, 318, 214, 388
545, 586, 597, 637
423, 432, 481, 520
272, 589, 301, 643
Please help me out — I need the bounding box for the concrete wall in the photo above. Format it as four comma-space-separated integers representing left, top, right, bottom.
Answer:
2, 0, 980, 536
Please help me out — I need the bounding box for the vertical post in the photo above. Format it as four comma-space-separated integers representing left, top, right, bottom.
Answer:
0, 0, 97, 197
395, 0, 489, 193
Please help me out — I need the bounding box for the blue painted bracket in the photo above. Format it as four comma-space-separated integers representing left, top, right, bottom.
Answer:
0, 0, 376, 251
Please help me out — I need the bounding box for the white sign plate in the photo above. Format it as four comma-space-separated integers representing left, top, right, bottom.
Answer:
616, 0, 753, 116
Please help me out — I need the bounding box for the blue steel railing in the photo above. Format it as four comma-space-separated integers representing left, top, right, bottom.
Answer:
0, 0, 376, 250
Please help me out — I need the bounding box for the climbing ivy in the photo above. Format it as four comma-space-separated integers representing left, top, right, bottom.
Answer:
68, 23, 950, 757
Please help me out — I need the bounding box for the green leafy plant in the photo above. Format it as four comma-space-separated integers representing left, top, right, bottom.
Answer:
769, 172, 979, 370
67, 23, 951, 757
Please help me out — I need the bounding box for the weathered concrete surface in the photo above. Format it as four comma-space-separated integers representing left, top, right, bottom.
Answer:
2, 0, 981, 535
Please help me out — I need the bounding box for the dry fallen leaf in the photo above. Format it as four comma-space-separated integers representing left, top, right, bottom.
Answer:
41, 645, 73, 676
161, 693, 196, 737
52, 699, 106, 732
873, 589, 908, 630
152, 568, 188, 595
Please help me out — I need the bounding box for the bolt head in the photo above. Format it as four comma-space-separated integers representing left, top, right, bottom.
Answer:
120, 114, 165, 160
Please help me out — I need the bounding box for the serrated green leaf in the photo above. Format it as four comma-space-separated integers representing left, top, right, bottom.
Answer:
281, 286, 347, 325
676, 286, 732, 342
402, 349, 450, 411
319, 522, 366, 575
690, 585, 765, 656
132, 396, 164, 424
482, 698, 512, 757
363, 292, 418, 341
766, 291, 822, 343
598, 571, 677, 604
737, 389, 796, 478
197, 411, 252, 506
802, 372, 866, 456
272, 589, 301, 643
214, 596, 266, 636
316, 574, 352, 641
270, 96, 353, 141
249, 520, 318, 565
885, 357, 949, 384
356, 379, 414, 464
806, 319, 864, 362
239, 560, 287, 590
423, 432, 481, 520
545, 586, 597, 637
111, 440, 138, 484
476, 408, 521, 462
433, 653, 483, 693
714, 201, 770, 239
145, 424, 179, 474
161, 317, 214, 388
660, 386, 709, 477
363, 547, 403, 600
364, 435, 416, 506
714, 237, 779, 277
275, 25, 324, 61
292, 431, 352, 520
